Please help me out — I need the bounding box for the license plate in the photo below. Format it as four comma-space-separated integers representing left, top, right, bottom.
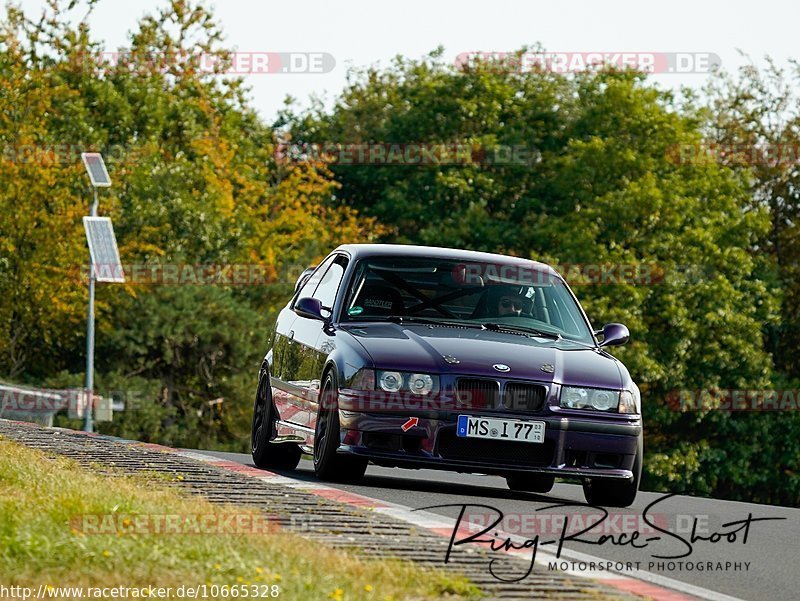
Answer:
457, 415, 545, 443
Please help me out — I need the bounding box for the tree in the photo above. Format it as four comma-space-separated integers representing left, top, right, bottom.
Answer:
703, 59, 800, 379
1, 0, 380, 450
0, 10, 88, 377
285, 53, 791, 503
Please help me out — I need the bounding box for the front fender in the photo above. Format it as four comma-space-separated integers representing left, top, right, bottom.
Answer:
322, 329, 373, 390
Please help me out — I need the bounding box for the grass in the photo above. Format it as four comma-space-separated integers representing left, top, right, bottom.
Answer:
0, 436, 481, 600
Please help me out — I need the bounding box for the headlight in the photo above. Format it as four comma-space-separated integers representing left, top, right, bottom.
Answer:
408, 373, 434, 395
592, 389, 618, 411
561, 386, 589, 408
560, 386, 621, 412
378, 371, 404, 392
349, 369, 439, 395
375, 371, 439, 395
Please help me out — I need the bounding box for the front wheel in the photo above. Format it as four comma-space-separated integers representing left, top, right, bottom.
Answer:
582, 438, 642, 507
251, 370, 301, 470
313, 372, 368, 482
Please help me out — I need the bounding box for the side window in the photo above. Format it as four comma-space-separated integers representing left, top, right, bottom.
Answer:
295, 255, 336, 303
313, 256, 349, 312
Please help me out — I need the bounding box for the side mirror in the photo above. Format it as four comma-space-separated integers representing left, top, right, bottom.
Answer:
294, 297, 325, 321
597, 323, 630, 347
294, 267, 316, 293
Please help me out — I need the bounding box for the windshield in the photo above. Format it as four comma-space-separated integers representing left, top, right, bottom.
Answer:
341, 256, 595, 343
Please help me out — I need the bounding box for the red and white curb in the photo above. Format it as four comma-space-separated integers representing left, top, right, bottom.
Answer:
30, 426, 742, 601
168, 450, 744, 601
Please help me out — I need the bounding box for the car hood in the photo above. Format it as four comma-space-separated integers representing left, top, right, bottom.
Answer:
341, 323, 624, 389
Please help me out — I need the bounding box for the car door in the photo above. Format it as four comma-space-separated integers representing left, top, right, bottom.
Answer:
272, 255, 337, 429
292, 253, 349, 431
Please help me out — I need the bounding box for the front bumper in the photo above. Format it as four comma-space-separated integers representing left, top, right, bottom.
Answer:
336, 391, 641, 481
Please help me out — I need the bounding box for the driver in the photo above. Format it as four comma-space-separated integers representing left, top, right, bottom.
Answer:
490, 284, 534, 317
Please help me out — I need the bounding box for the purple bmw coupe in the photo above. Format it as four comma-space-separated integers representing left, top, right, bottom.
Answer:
251, 244, 642, 507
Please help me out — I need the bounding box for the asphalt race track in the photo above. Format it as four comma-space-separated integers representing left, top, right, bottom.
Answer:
194, 450, 799, 601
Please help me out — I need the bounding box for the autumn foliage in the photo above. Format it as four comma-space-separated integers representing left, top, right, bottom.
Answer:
1, 2, 798, 505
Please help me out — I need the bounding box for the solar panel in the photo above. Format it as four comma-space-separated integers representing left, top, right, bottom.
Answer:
81, 152, 111, 187
83, 217, 125, 283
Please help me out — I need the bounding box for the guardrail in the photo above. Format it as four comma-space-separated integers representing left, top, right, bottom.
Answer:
0, 383, 112, 426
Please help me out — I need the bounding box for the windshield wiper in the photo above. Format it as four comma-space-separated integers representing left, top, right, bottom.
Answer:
383, 316, 561, 338
385, 315, 486, 330
482, 322, 562, 339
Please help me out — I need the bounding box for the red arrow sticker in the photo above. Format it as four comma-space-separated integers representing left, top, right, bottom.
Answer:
401, 417, 419, 432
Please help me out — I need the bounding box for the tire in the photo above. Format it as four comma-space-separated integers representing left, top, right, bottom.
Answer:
251, 370, 301, 470
313, 371, 368, 482
506, 473, 555, 494
582, 437, 642, 507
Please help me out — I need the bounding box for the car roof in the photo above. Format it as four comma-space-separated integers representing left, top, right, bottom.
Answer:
333, 244, 558, 276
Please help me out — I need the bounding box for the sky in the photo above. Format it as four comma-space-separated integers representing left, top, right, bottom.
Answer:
17, 0, 800, 122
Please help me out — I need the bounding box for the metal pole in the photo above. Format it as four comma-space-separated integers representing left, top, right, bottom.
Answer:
83, 187, 98, 432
